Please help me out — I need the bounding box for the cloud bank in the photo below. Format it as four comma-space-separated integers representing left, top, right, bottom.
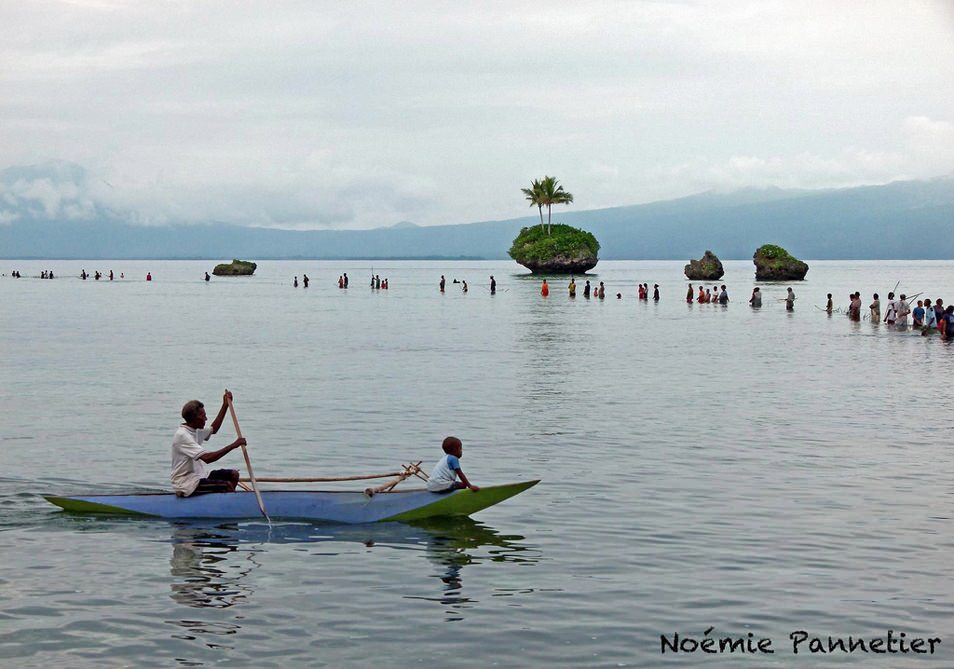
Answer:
1, 1, 952, 228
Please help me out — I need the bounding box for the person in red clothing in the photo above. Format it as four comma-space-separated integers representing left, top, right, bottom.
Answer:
541, 279, 549, 297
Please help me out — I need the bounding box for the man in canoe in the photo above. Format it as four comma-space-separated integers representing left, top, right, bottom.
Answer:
427, 436, 479, 493
171, 391, 247, 497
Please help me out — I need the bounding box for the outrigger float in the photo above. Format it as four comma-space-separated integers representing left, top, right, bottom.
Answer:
45, 462, 539, 524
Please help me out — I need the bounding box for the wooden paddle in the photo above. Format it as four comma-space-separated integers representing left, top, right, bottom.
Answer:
226, 391, 269, 522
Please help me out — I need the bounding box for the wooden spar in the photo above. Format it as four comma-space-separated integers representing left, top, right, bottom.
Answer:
365, 462, 425, 496
239, 472, 406, 483
226, 391, 269, 523
239, 466, 432, 485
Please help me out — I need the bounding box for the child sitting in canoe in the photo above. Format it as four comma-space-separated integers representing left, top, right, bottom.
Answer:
427, 436, 480, 493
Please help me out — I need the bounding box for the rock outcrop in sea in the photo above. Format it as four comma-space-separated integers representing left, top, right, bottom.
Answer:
752, 244, 808, 280
508, 224, 599, 274
684, 250, 724, 280
212, 259, 257, 276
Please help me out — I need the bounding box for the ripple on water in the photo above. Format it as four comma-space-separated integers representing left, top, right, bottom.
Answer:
3, 260, 954, 667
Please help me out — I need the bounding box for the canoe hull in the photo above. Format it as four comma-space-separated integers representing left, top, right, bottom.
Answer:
44, 480, 539, 524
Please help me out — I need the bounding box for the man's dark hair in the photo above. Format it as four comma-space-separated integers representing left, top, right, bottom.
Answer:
181, 400, 204, 422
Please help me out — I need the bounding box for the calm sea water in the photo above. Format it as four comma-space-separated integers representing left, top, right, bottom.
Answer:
2, 259, 954, 668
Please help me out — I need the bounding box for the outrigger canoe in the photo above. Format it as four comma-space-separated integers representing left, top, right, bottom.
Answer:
44, 480, 539, 524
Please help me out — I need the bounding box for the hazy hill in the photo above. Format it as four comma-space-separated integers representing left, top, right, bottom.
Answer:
1, 174, 952, 259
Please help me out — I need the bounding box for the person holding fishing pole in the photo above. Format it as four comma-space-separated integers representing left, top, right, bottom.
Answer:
171, 391, 246, 497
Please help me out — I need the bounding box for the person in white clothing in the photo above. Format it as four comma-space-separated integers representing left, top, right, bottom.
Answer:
895, 294, 910, 326
884, 292, 898, 324
171, 390, 246, 497
923, 298, 937, 330
427, 436, 480, 493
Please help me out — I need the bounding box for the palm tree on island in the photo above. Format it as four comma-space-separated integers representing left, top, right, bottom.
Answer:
521, 178, 546, 231
521, 175, 574, 235
510, 176, 599, 274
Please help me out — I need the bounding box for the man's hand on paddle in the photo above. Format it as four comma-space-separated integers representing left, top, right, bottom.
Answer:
198, 437, 246, 464
209, 390, 234, 435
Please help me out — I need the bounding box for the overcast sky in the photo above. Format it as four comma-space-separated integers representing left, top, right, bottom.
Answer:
2, 1, 953, 229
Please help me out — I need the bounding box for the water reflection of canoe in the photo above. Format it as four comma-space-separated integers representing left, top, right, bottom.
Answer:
44, 480, 539, 523
167, 517, 538, 611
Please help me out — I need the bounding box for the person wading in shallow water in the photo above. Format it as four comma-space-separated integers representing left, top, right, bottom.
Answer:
750, 287, 762, 308
848, 293, 862, 321
884, 292, 897, 324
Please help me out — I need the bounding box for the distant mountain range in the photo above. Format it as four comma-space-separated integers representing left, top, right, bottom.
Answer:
2, 175, 953, 260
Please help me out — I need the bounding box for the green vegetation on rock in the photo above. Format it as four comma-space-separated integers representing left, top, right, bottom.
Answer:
754, 244, 791, 260
508, 224, 599, 274
684, 250, 724, 280
212, 259, 257, 276
753, 244, 808, 280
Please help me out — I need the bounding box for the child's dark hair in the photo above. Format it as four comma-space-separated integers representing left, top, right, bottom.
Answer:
442, 436, 462, 453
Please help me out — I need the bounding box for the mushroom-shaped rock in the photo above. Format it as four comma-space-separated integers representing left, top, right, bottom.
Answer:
508, 224, 599, 274
684, 250, 724, 280
752, 245, 808, 281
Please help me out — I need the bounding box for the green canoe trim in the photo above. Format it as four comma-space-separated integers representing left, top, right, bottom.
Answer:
381, 480, 540, 522
43, 495, 158, 517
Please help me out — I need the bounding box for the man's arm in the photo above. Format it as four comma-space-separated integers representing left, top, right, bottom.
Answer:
454, 467, 479, 492
210, 390, 232, 434
198, 437, 246, 464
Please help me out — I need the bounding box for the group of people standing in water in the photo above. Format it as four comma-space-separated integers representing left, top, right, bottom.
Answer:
6, 269, 136, 280
833, 291, 954, 336
687, 283, 731, 305
80, 269, 119, 281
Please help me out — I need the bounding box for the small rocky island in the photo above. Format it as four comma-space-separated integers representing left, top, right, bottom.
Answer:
212, 259, 257, 276
511, 175, 598, 273
753, 244, 808, 280
684, 250, 724, 280
508, 224, 600, 274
